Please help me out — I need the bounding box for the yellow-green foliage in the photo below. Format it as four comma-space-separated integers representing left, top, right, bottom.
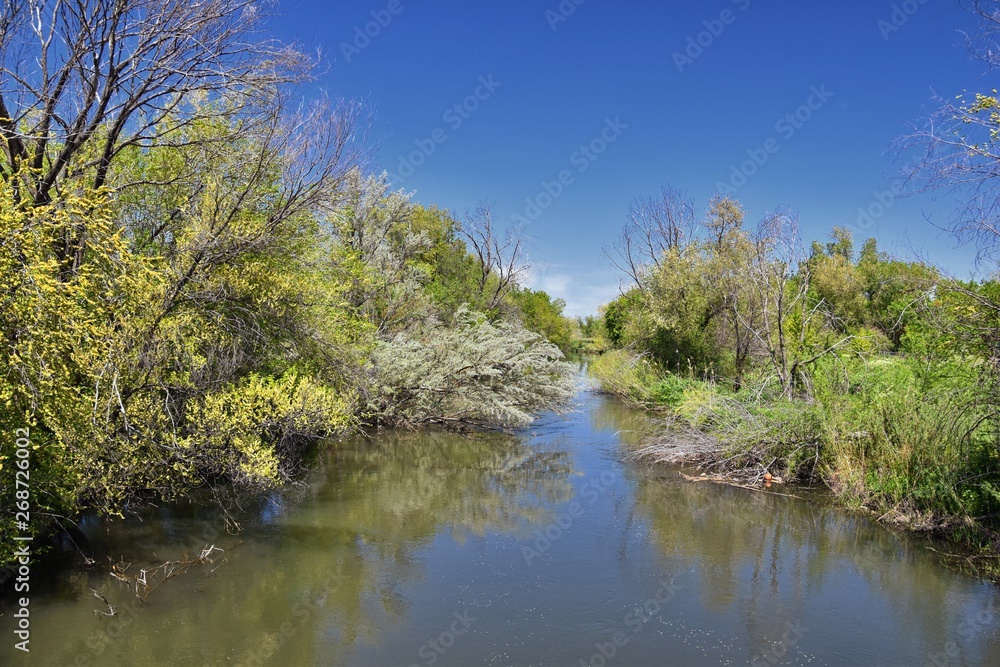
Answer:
0, 145, 369, 563
183, 372, 355, 487
673, 385, 729, 429
509, 288, 575, 352
0, 188, 149, 544
597, 197, 1000, 555
0, 53, 579, 572
589, 350, 663, 405
0, 125, 578, 569
590, 349, 721, 412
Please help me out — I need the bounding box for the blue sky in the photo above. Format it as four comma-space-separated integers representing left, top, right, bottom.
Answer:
271, 0, 988, 317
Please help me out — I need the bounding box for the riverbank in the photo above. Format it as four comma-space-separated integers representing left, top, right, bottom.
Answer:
5, 374, 1000, 666
591, 350, 1000, 581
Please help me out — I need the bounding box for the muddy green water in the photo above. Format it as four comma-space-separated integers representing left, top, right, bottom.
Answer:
2, 366, 999, 666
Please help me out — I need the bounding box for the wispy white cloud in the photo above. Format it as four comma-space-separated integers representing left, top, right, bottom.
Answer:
524, 266, 622, 318
539, 273, 570, 295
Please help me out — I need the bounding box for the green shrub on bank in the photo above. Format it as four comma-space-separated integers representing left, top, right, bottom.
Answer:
592, 349, 1000, 542
589, 350, 661, 405
823, 370, 999, 525
590, 350, 714, 409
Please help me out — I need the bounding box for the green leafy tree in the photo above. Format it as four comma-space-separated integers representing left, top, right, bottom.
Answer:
509, 288, 575, 352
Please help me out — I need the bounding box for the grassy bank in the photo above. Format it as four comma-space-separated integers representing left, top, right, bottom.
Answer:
591, 349, 1000, 578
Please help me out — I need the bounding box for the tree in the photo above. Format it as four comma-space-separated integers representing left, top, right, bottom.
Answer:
893, 0, 1000, 433
808, 228, 868, 333
0, 0, 313, 276
509, 288, 574, 351
856, 239, 937, 349
605, 185, 696, 293
334, 171, 437, 336
606, 192, 861, 394
409, 205, 483, 318
643, 244, 721, 374
896, 1, 1000, 262
368, 308, 575, 429
461, 202, 530, 313
0, 96, 370, 551
0, 1, 585, 571
705, 194, 746, 248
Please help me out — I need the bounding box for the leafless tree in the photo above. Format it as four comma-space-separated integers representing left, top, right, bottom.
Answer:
894, 0, 1000, 263
737, 211, 852, 396
605, 185, 696, 293
461, 201, 530, 311
961, 0, 1000, 69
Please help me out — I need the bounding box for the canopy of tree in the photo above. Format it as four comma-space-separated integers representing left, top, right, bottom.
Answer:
0, 0, 575, 566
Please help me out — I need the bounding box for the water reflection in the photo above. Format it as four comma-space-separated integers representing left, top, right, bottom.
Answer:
586, 388, 659, 448
597, 393, 1000, 666
0, 427, 574, 666
1, 379, 998, 667
322, 428, 575, 541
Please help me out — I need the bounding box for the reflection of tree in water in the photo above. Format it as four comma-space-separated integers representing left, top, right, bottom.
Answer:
256, 427, 575, 663
24, 426, 574, 666
583, 385, 997, 661
633, 472, 1000, 662
324, 428, 575, 542
585, 390, 659, 448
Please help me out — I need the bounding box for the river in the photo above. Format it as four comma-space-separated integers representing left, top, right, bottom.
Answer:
2, 364, 999, 666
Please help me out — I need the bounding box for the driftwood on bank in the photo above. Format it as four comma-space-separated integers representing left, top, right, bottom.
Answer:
627, 428, 721, 466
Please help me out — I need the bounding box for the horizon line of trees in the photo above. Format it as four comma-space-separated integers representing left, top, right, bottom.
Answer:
594, 189, 943, 395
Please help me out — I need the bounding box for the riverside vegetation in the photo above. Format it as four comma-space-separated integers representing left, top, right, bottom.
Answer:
0, 0, 578, 568
591, 196, 1000, 575
587, 4, 1000, 578
4, 0, 1000, 587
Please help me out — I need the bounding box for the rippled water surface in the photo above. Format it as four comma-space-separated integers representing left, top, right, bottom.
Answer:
3, 366, 999, 666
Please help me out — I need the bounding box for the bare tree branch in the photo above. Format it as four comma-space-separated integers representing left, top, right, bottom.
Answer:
894, 1, 1000, 263
604, 184, 696, 293
461, 201, 530, 311
0, 0, 317, 276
